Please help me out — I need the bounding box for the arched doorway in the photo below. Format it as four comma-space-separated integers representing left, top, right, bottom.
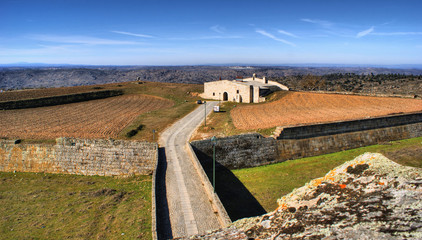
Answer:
223, 92, 228, 101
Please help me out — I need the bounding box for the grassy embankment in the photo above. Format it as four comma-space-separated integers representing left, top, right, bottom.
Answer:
232, 136, 422, 212
0, 173, 152, 239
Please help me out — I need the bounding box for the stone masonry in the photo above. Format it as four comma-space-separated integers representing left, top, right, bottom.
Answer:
191, 113, 422, 169
0, 137, 157, 176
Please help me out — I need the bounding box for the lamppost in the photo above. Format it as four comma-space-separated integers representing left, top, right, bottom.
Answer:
204, 101, 207, 126
211, 136, 217, 192
152, 129, 156, 142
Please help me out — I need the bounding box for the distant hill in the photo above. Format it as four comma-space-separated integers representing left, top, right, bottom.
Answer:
1, 66, 421, 96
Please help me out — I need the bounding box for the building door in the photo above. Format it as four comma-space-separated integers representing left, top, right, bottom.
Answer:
250, 86, 254, 103
223, 92, 228, 101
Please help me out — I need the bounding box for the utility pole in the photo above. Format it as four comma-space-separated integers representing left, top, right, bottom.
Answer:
204, 101, 207, 126
211, 136, 217, 192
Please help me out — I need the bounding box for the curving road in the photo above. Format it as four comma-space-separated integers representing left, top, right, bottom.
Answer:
158, 101, 220, 238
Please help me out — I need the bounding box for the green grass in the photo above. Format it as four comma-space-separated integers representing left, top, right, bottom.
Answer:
0, 173, 152, 239
232, 137, 422, 212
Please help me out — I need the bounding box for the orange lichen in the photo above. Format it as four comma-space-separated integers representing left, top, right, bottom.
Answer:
312, 179, 323, 187
378, 182, 385, 185
339, 184, 346, 189
278, 203, 288, 210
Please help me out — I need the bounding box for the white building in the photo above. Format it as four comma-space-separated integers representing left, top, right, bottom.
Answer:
202, 74, 288, 103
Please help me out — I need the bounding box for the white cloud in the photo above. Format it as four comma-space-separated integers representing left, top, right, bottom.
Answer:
30, 34, 141, 45
372, 32, 422, 36
111, 31, 154, 38
0, 45, 77, 56
210, 25, 225, 34
278, 30, 299, 38
256, 30, 296, 47
356, 26, 374, 38
301, 18, 333, 28
168, 35, 242, 41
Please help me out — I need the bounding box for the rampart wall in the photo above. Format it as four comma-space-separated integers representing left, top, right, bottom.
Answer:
191, 113, 422, 169
0, 137, 157, 176
279, 112, 422, 139
0, 90, 123, 110
191, 134, 277, 169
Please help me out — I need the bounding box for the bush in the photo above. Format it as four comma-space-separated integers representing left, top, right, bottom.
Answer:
126, 129, 138, 138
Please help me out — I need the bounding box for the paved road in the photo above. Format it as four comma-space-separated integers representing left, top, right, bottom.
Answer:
158, 101, 221, 238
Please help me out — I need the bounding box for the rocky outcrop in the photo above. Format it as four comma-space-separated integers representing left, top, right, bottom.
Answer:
192, 153, 422, 239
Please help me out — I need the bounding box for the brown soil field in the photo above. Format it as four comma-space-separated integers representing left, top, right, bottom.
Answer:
0, 83, 124, 102
231, 92, 422, 130
0, 94, 173, 139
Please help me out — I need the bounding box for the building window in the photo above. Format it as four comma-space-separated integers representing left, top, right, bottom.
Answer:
236, 90, 239, 94
213, 92, 215, 96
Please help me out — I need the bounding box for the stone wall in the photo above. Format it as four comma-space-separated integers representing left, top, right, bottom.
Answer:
186, 143, 232, 226
276, 122, 421, 161
0, 137, 157, 176
279, 112, 422, 139
191, 113, 422, 169
0, 90, 123, 110
191, 134, 278, 169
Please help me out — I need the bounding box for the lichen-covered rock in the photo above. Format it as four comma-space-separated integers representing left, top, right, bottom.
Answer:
191, 153, 422, 239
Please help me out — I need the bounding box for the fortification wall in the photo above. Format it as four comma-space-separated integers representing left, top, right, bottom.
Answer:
0, 90, 123, 110
279, 112, 422, 139
191, 113, 422, 169
191, 134, 278, 169
0, 137, 157, 176
277, 122, 421, 161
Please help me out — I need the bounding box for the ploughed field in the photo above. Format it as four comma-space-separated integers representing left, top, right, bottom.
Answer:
231, 92, 422, 130
0, 94, 173, 139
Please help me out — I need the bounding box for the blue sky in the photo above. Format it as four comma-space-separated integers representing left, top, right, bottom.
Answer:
1, 0, 422, 65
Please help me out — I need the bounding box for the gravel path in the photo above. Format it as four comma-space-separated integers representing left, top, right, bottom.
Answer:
158, 101, 221, 238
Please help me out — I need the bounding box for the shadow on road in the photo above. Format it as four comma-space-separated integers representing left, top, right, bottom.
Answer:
193, 148, 267, 221
155, 147, 173, 240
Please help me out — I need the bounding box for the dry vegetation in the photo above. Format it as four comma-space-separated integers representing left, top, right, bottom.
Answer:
0, 94, 173, 140
231, 91, 422, 130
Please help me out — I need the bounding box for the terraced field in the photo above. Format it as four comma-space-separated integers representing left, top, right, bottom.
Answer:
231, 92, 422, 130
0, 94, 173, 139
